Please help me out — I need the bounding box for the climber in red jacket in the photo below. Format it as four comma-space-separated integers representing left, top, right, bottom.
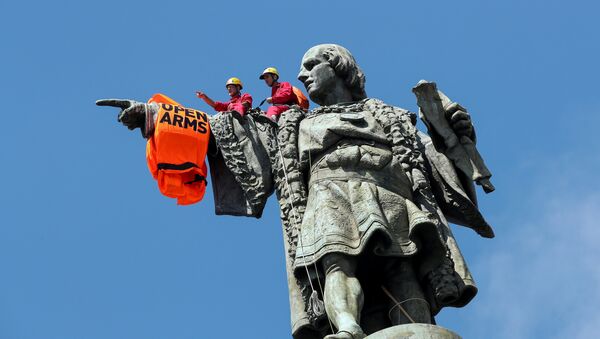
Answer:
259, 67, 297, 121
196, 77, 253, 115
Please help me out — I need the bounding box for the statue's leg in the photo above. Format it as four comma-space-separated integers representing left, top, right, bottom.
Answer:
322, 253, 366, 339
384, 258, 432, 325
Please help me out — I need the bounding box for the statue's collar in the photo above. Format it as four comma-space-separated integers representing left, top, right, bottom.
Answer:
309, 98, 370, 116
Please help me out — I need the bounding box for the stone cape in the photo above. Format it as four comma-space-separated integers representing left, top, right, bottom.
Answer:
207, 100, 493, 339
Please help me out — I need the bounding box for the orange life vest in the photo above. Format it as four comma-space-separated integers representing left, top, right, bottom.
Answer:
292, 86, 309, 111
146, 94, 211, 205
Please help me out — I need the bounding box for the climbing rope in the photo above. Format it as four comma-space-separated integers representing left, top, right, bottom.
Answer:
275, 117, 334, 334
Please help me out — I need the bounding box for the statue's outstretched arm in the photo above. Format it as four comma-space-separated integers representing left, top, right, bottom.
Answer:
96, 99, 158, 138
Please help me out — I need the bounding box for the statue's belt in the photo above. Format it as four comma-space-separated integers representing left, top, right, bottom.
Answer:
308, 165, 413, 200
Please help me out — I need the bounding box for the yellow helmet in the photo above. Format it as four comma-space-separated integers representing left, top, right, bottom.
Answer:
225, 77, 243, 89
259, 67, 280, 80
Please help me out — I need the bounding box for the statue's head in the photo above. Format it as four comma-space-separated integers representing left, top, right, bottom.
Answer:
297, 44, 367, 105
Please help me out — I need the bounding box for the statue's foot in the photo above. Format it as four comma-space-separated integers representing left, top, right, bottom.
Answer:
324, 329, 366, 339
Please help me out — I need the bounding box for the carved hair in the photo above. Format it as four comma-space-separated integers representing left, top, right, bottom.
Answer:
320, 44, 367, 101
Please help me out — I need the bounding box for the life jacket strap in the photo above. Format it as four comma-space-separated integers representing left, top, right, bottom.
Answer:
185, 174, 206, 185
156, 162, 199, 171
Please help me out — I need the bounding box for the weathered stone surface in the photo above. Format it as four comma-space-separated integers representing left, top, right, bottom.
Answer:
365, 324, 461, 339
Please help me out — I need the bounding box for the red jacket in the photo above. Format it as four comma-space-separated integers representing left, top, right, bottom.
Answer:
214, 93, 253, 115
271, 82, 296, 105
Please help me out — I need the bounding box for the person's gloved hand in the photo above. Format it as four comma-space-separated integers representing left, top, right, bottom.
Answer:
96, 99, 147, 130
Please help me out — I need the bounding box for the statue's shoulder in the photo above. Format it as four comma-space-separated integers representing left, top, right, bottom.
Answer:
279, 107, 306, 126
362, 98, 417, 126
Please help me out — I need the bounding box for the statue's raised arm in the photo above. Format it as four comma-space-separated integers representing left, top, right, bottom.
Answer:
413, 80, 495, 193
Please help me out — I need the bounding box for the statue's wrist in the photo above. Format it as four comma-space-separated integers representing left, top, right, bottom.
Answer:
142, 103, 159, 138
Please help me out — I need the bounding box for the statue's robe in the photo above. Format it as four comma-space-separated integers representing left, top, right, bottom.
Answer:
208, 100, 493, 338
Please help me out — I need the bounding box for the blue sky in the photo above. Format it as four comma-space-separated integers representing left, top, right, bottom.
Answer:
1, 1, 599, 338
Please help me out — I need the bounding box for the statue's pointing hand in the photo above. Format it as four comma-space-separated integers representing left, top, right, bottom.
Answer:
96, 99, 149, 131
444, 102, 474, 140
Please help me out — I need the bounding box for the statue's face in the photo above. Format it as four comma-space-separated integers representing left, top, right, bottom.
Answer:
298, 46, 344, 104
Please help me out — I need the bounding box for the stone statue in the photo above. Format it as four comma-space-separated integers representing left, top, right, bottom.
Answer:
97, 44, 495, 339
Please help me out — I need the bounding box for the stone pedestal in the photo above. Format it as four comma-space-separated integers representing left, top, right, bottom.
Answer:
365, 324, 461, 339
